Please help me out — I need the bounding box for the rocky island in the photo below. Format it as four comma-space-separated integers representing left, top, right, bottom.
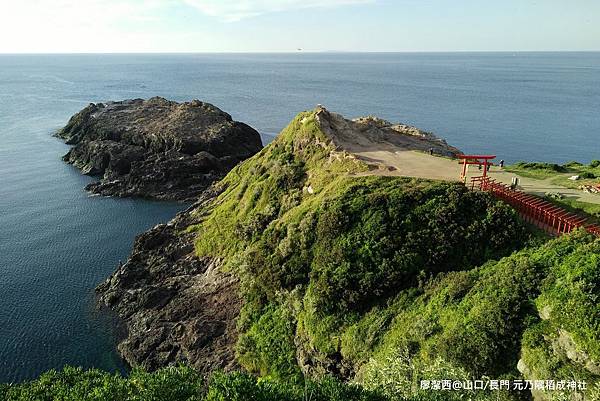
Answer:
57, 97, 263, 201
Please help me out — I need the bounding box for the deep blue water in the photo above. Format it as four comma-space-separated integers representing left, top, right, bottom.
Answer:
0, 52, 599, 382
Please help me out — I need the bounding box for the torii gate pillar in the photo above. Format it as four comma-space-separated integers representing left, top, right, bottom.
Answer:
458, 155, 496, 181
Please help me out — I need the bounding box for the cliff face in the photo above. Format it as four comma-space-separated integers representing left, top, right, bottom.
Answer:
96, 187, 242, 373
58, 97, 262, 201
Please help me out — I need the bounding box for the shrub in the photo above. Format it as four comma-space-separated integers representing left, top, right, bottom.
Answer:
513, 162, 567, 172
1, 366, 203, 401
236, 303, 302, 381
579, 171, 597, 179
2, 368, 390, 401
304, 181, 529, 314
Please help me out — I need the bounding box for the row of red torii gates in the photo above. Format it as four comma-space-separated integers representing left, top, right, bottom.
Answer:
458, 154, 600, 237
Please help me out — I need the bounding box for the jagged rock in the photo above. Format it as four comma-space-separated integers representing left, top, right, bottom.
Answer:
58, 97, 262, 201
96, 187, 242, 373
555, 330, 600, 375
318, 107, 461, 158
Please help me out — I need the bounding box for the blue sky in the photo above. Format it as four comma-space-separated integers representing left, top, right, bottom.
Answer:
1, 0, 598, 53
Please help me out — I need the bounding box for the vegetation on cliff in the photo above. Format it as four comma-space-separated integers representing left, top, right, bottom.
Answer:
179, 109, 585, 399
7, 109, 599, 400
184, 109, 600, 400
0, 366, 387, 401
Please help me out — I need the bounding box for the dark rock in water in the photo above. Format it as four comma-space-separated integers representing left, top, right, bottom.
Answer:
57, 97, 262, 201
96, 187, 242, 373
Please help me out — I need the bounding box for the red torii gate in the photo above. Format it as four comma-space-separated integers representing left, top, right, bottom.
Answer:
458, 154, 496, 180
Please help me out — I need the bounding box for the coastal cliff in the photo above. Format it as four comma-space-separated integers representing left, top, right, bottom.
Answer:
96, 186, 242, 373
57, 97, 262, 201
96, 107, 528, 379
95, 108, 600, 401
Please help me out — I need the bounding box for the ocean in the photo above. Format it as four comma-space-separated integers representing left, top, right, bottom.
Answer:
0, 52, 598, 382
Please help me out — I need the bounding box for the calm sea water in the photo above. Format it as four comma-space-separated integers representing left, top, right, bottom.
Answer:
0, 52, 599, 382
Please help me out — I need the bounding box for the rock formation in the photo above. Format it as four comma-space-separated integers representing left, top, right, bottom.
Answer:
57, 97, 262, 201
96, 187, 242, 373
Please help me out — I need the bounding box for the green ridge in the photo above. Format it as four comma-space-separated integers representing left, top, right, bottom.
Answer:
5, 110, 600, 401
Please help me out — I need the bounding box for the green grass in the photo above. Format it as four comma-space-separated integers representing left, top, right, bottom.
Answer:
518, 233, 600, 401
357, 232, 600, 401
183, 109, 600, 400
504, 162, 570, 180
1, 366, 204, 401
505, 161, 600, 186
183, 109, 534, 386
0, 366, 392, 401
6, 366, 548, 401
190, 111, 368, 262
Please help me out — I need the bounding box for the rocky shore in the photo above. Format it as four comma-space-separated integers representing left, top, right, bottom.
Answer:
57, 97, 262, 201
96, 186, 242, 373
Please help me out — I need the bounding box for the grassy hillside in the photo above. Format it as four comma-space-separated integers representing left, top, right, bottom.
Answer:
4, 110, 599, 400
504, 161, 600, 221
182, 110, 556, 396
360, 231, 600, 400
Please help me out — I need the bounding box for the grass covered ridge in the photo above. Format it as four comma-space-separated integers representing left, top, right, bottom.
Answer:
4, 110, 599, 400
506, 160, 600, 185
185, 110, 541, 390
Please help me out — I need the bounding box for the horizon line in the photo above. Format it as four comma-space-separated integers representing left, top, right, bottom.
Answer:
1, 50, 600, 55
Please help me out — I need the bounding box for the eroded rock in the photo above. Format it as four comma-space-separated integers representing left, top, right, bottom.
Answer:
58, 97, 262, 201
96, 187, 243, 373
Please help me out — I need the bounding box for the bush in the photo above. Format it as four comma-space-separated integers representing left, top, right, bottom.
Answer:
513, 162, 567, 172
241, 179, 529, 319
2, 368, 390, 401
535, 233, 600, 361
205, 372, 292, 401
236, 303, 302, 381
354, 232, 600, 401
579, 171, 597, 179
205, 372, 387, 401
2, 366, 203, 401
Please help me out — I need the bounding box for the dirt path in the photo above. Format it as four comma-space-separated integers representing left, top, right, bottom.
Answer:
352, 148, 600, 206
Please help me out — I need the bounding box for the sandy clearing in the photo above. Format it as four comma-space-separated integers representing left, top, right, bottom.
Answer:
314, 107, 600, 206
352, 148, 600, 206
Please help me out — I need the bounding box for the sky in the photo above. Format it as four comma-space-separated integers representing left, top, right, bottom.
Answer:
0, 0, 598, 53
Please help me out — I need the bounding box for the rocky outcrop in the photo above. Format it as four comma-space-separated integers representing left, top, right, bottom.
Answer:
96, 187, 242, 373
316, 108, 462, 158
58, 97, 262, 201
